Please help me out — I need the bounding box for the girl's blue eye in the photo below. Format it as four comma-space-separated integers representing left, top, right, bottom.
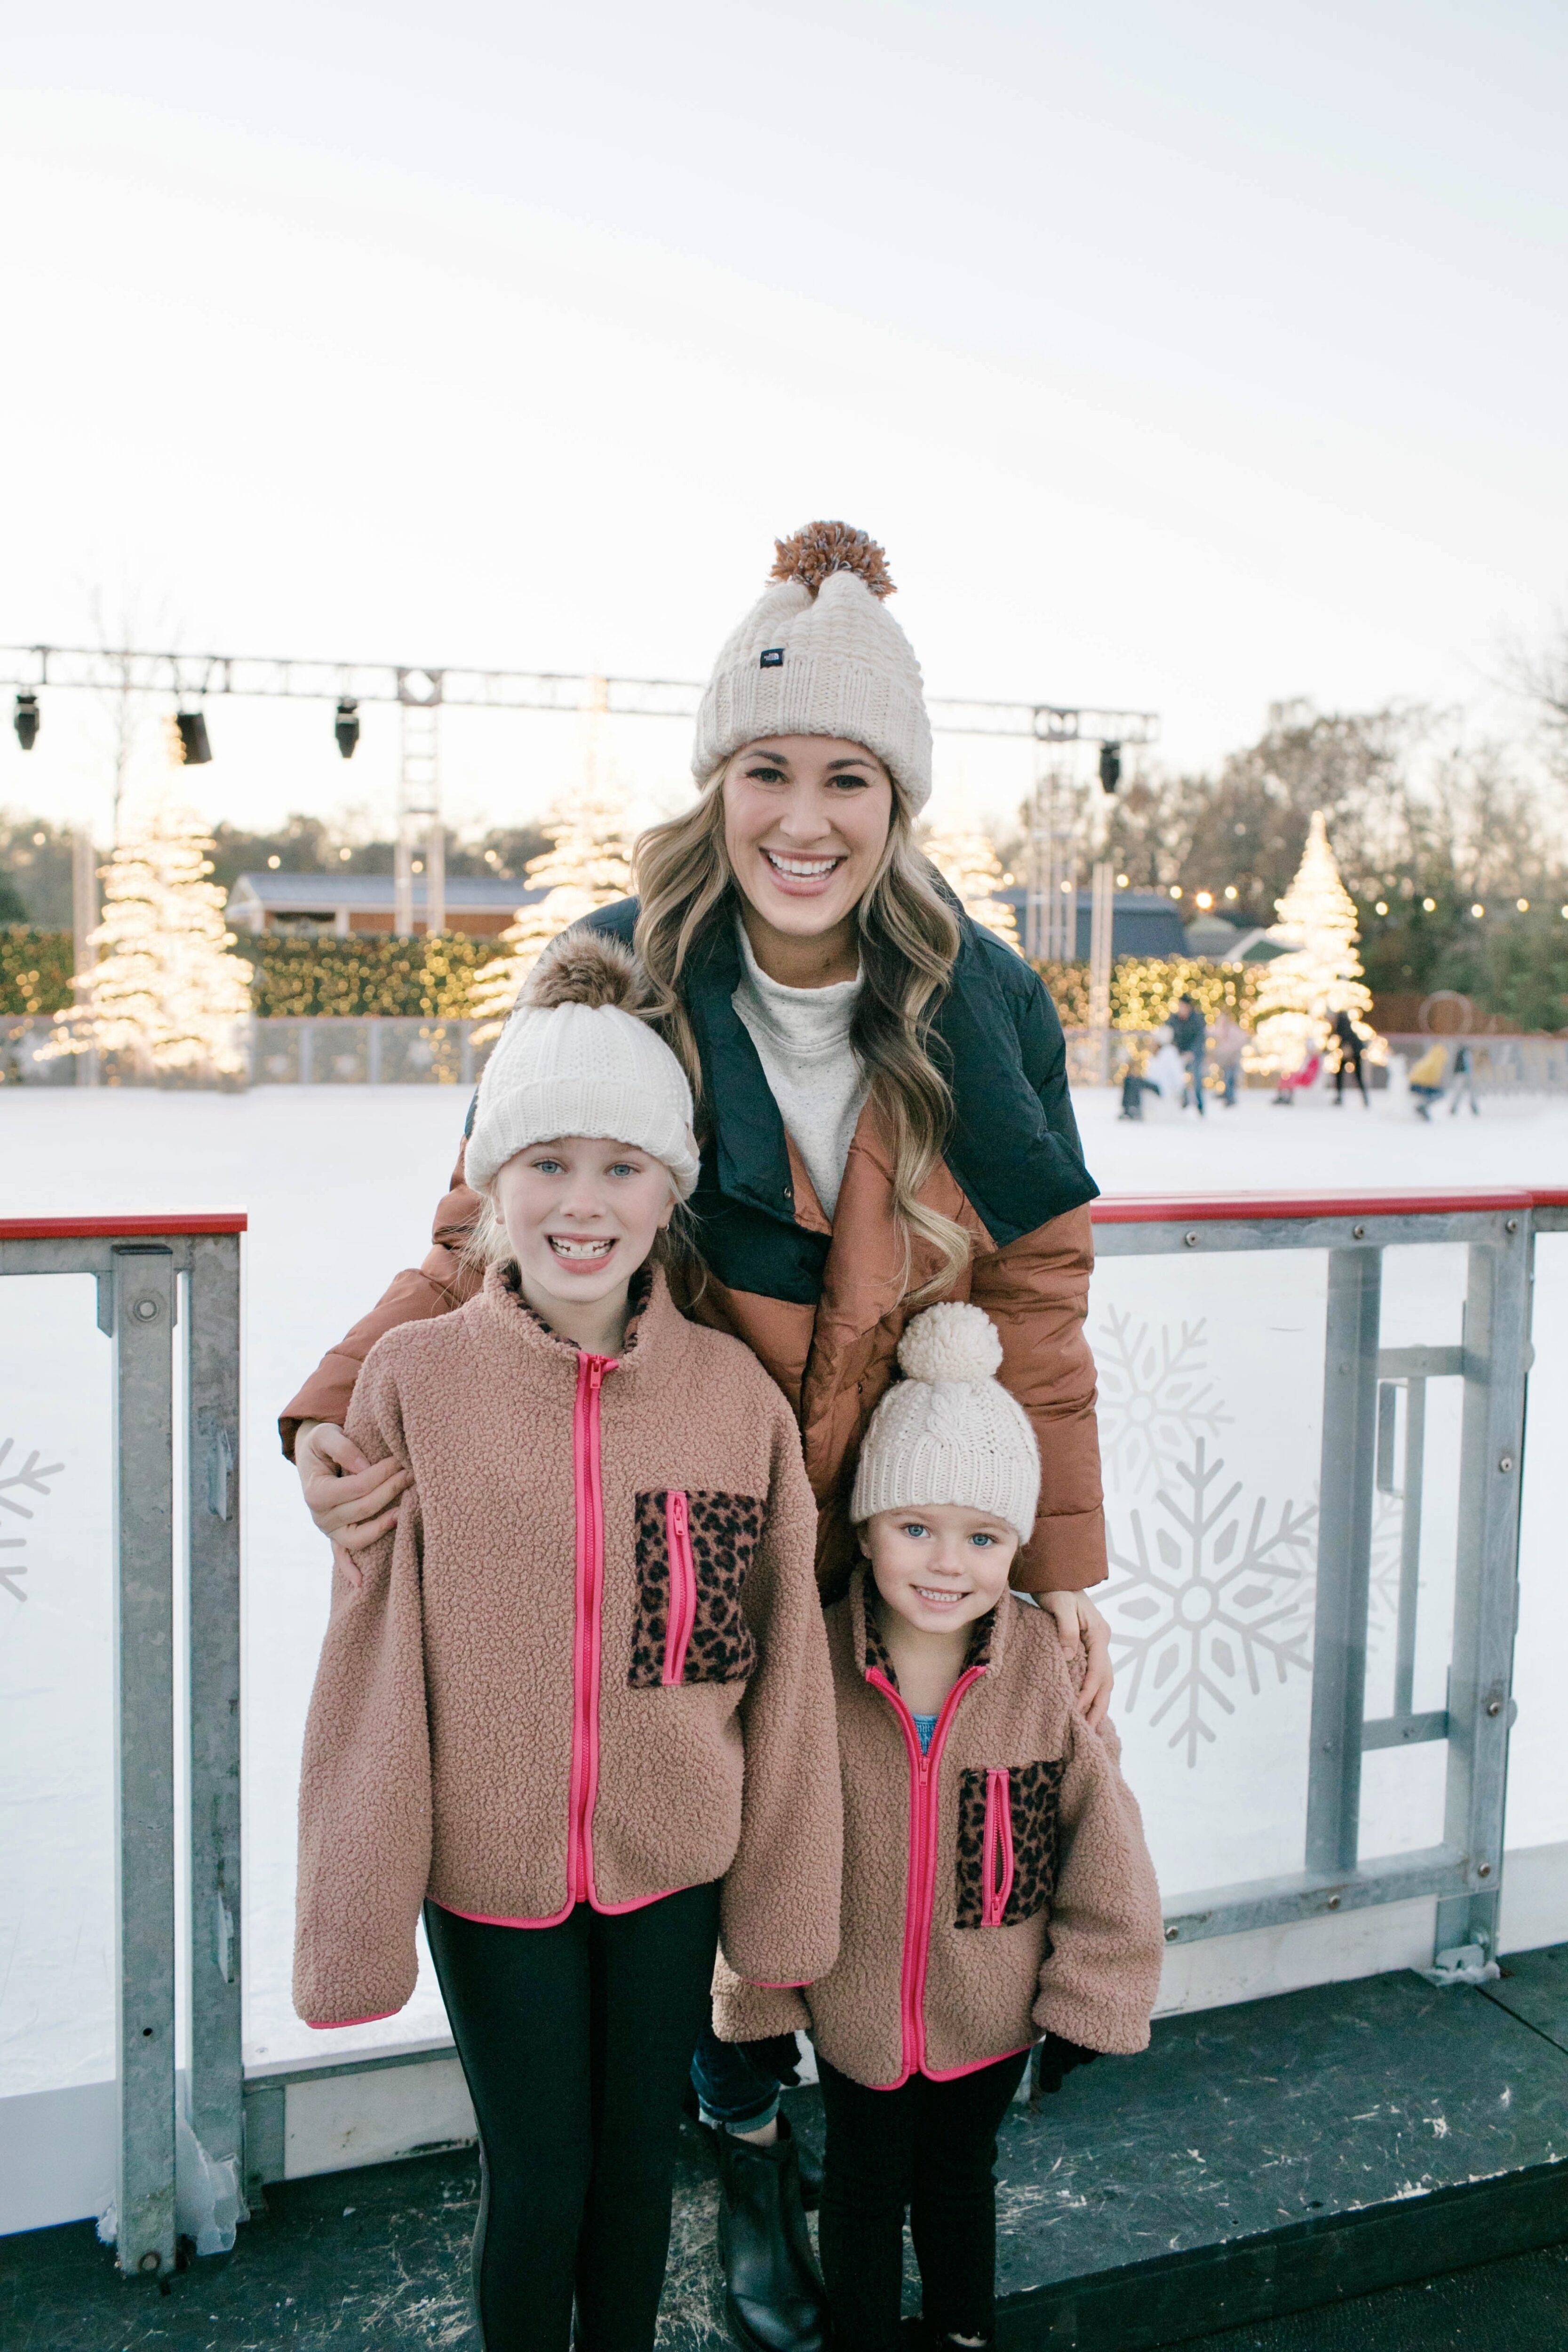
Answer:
969, 1532, 996, 1548
608, 1162, 639, 1177
901, 1521, 929, 1540
533, 1159, 563, 1174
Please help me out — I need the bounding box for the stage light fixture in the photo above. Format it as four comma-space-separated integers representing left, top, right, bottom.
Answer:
334, 698, 360, 759
175, 708, 212, 765
13, 691, 39, 750
1098, 741, 1122, 794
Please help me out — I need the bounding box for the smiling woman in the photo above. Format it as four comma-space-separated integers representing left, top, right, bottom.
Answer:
282, 524, 1112, 2352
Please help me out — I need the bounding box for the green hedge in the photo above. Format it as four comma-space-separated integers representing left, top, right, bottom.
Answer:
0, 929, 75, 1015
239, 935, 496, 1017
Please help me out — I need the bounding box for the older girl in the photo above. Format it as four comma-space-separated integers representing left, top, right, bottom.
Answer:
293, 934, 840, 2352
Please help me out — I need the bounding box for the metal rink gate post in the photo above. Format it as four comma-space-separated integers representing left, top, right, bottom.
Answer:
0, 1216, 245, 2280
1091, 1190, 1535, 1957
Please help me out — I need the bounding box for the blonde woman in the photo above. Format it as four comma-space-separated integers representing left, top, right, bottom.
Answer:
283, 523, 1113, 2352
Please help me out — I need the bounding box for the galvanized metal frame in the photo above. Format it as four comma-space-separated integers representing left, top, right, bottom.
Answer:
0, 1219, 244, 2281
1094, 1198, 1532, 1954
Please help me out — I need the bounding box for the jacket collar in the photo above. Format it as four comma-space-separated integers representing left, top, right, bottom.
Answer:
473, 1259, 666, 1370
847, 1562, 1006, 1689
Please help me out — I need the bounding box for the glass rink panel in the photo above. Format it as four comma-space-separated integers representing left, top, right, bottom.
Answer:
1087, 1237, 1470, 1907
0, 1274, 115, 2098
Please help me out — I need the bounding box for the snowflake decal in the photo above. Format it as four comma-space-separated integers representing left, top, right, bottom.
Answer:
1095, 1308, 1231, 1494
1102, 1437, 1316, 1764
0, 1438, 63, 1604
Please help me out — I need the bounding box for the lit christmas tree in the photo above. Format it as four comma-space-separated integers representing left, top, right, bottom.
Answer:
469, 787, 634, 1041
1250, 809, 1376, 1074
921, 824, 1020, 950
46, 796, 254, 1081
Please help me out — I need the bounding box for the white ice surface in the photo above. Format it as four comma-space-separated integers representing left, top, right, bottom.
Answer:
1, 1080, 1564, 2099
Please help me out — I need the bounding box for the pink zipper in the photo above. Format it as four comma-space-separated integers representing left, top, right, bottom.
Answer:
867, 1663, 986, 2080
662, 1489, 696, 1686
980, 1768, 1014, 1928
567, 1353, 616, 1904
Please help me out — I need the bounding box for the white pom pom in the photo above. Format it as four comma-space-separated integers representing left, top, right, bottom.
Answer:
895, 1303, 1003, 1386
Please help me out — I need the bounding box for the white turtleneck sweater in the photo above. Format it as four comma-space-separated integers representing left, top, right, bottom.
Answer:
731, 922, 868, 1221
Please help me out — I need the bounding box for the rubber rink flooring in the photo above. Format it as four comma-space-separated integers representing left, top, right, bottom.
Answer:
3, 1950, 1565, 2352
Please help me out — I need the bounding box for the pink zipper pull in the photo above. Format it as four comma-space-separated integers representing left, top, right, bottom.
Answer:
663, 1489, 697, 1686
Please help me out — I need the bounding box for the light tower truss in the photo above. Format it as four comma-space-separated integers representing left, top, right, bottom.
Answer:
1, 644, 1159, 939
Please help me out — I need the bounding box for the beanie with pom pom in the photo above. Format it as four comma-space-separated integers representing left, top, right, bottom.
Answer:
850, 1302, 1041, 1543
692, 521, 933, 812
465, 930, 700, 1198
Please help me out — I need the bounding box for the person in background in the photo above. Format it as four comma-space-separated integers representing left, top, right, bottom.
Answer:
1330, 1009, 1369, 1107
1449, 1041, 1481, 1116
1168, 995, 1207, 1116
715, 1303, 1162, 2352
1408, 1040, 1448, 1119
1117, 1043, 1160, 1121
1210, 1011, 1247, 1109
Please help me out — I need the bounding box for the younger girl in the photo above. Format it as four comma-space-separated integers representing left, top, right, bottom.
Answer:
716, 1303, 1162, 2351
293, 932, 842, 2352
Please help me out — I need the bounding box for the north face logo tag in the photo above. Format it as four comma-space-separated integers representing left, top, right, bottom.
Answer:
759, 647, 784, 668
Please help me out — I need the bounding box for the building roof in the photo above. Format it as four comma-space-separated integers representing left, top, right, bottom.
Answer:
996, 888, 1188, 960
228, 873, 546, 915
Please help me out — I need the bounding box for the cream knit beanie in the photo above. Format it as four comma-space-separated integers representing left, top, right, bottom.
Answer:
466, 932, 700, 1199
692, 522, 934, 813
850, 1303, 1041, 1544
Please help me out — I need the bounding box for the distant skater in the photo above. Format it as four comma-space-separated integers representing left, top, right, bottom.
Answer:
1408, 1041, 1447, 1119
1330, 1010, 1369, 1108
1449, 1042, 1481, 1116
1169, 995, 1208, 1115
1211, 1012, 1246, 1108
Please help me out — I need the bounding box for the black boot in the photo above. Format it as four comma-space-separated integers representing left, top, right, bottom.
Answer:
716, 2114, 829, 2352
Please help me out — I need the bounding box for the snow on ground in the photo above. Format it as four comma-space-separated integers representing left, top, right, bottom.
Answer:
2, 1080, 1564, 2097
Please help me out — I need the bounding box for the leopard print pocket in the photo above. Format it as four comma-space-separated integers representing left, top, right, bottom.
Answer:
629, 1490, 762, 1689
954, 1757, 1065, 1931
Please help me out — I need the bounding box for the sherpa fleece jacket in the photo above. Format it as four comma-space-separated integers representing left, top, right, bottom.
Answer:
293, 1265, 843, 2029
712, 1569, 1162, 2089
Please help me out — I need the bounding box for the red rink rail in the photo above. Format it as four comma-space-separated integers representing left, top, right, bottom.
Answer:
0, 1213, 248, 1240
1091, 1186, 1567, 1224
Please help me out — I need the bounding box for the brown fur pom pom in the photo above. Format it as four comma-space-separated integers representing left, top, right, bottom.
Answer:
769, 520, 895, 600
524, 928, 647, 1014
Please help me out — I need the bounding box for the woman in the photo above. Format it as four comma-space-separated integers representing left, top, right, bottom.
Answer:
283, 521, 1113, 2352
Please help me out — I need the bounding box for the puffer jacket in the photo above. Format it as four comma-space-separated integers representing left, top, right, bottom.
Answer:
281, 901, 1106, 1598
712, 1569, 1162, 2089
293, 1266, 842, 2028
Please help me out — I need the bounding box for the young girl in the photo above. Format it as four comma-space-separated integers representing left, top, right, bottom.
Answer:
292, 931, 842, 2352
716, 1303, 1163, 2352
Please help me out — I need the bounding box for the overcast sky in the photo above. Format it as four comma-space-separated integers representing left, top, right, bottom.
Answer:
3, 2, 1565, 838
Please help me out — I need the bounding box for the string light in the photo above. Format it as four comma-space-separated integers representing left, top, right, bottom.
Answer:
1223, 885, 1238, 900
1471, 903, 1484, 918
1375, 901, 1388, 915
1195, 891, 1213, 909
1169, 885, 1183, 899
1517, 898, 1529, 912
1423, 897, 1437, 912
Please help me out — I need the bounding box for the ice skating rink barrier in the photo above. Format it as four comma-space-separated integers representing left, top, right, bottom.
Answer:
3, 1191, 1568, 2265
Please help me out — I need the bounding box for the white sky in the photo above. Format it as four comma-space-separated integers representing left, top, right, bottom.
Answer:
2, 2, 1565, 839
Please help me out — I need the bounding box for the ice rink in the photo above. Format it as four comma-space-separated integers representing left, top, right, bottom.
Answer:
3, 1078, 1566, 2105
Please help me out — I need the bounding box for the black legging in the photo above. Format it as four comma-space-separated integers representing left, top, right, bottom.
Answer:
1335, 1047, 1368, 1103
424, 1884, 721, 2352
816, 2048, 1029, 2349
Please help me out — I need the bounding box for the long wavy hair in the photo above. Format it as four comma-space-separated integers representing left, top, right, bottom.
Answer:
633, 758, 971, 1298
